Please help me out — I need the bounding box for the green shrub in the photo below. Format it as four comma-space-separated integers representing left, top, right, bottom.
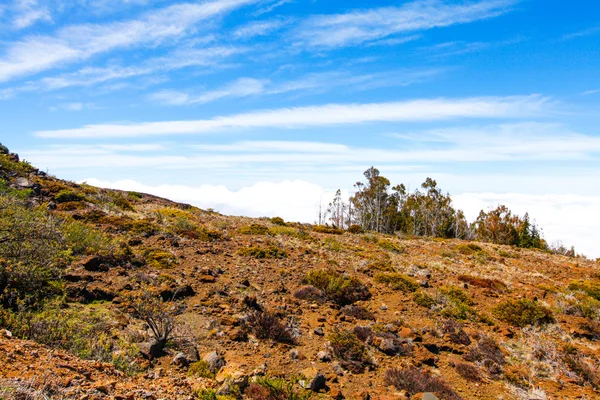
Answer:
456, 243, 483, 255
439, 286, 474, 306
245, 377, 311, 400
303, 270, 370, 305
413, 291, 436, 308
377, 239, 404, 253
493, 298, 554, 327
144, 249, 177, 269
270, 217, 286, 226
128, 191, 143, 199
569, 280, 600, 300
54, 189, 86, 204
375, 272, 419, 292
237, 245, 287, 259
188, 360, 215, 378
239, 224, 269, 235
323, 237, 343, 251
63, 220, 113, 256
328, 329, 373, 373
312, 225, 343, 235
347, 224, 364, 234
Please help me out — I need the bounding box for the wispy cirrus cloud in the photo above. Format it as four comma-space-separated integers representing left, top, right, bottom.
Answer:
149, 68, 446, 105
233, 19, 288, 39
294, 0, 518, 48
560, 25, 600, 41
11, 0, 52, 29
35, 95, 550, 138
0, 0, 255, 82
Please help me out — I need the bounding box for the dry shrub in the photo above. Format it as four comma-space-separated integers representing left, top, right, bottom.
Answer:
293, 285, 324, 302
464, 334, 505, 377
347, 224, 364, 234
442, 319, 471, 345
384, 367, 463, 400
341, 305, 375, 321
312, 225, 343, 235
563, 351, 600, 389
244, 309, 296, 344
458, 274, 506, 291
303, 269, 370, 306
328, 329, 373, 373
239, 224, 270, 235
493, 298, 554, 327
455, 362, 482, 382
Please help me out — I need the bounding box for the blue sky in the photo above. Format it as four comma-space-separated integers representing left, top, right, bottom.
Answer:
1, 0, 599, 256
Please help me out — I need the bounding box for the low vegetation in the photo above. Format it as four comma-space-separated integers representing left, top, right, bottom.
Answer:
302, 269, 370, 306
493, 298, 554, 327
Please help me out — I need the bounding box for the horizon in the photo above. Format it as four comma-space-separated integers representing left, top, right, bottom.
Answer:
1, 0, 599, 257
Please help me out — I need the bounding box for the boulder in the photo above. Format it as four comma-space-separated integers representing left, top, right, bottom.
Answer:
301, 368, 327, 392
172, 352, 189, 367
203, 351, 226, 373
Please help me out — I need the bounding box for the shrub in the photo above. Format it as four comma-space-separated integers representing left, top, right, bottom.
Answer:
293, 285, 324, 302
569, 280, 600, 301
239, 224, 270, 235
413, 291, 436, 308
237, 245, 287, 259
563, 352, 600, 389
328, 329, 373, 373
458, 274, 506, 291
63, 219, 112, 256
270, 217, 286, 226
456, 243, 483, 255
303, 270, 370, 306
377, 239, 404, 253
455, 362, 482, 382
464, 334, 506, 375
341, 305, 375, 321
312, 225, 343, 235
384, 367, 462, 400
54, 189, 86, 204
493, 298, 554, 327
246, 377, 311, 400
439, 286, 474, 306
374, 273, 419, 292
109, 192, 134, 211
128, 191, 143, 199
244, 310, 296, 344
347, 224, 364, 234
188, 360, 215, 378
144, 249, 177, 269
442, 319, 471, 345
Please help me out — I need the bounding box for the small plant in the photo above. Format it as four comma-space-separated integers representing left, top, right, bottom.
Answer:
302, 270, 370, 306
413, 291, 436, 308
455, 362, 482, 382
569, 280, 600, 301
464, 334, 505, 376
244, 309, 296, 344
347, 224, 364, 234
239, 224, 270, 235
456, 243, 483, 255
270, 217, 286, 226
563, 350, 600, 389
377, 239, 404, 253
384, 367, 463, 400
188, 360, 215, 378
341, 305, 375, 320
493, 298, 554, 327
374, 272, 419, 292
293, 285, 324, 302
312, 225, 343, 235
458, 274, 506, 291
439, 286, 474, 306
237, 245, 287, 259
144, 249, 177, 269
245, 377, 311, 400
54, 189, 86, 204
328, 329, 373, 373
442, 319, 471, 345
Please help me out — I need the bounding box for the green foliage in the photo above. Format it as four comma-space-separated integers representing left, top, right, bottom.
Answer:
475, 207, 545, 249
323, 237, 343, 251
377, 239, 404, 253
270, 217, 286, 226
328, 329, 372, 373
128, 191, 143, 199
374, 272, 419, 292
237, 245, 287, 259
456, 243, 483, 255
188, 360, 215, 378
569, 280, 600, 300
413, 291, 436, 308
109, 192, 134, 211
439, 286, 474, 306
239, 224, 270, 235
493, 298, 554, 327
63, 219, 112, 256
246, 377, 311, 400
303, 269, 370, 305
0, 153, 36, 177
312, 225, 344, 235
347, 224, 364, 234
144, 249, 177, 269
0, 195, 65, 309
54, 189, 86, 204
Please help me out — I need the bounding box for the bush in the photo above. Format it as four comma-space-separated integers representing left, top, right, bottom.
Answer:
442, 319, 471, 345
303, 270, 370, 306
563, 352, 600, 389
54, 189, 86, 204
384, 367, 462, 400
455, 362, 482, 382
347, 224, 364, 234
63, 220, 113, 256
569, 280, 600, 301
464, 334, 505, 376
312, 225, 343, 235
244, 309, 296, 344
293, 285, 324, 302
377, 239, 404, 253
188, 360, 215, 378
374, 273, 419, 292
237, 245, 287, 259
439, 286, 474, 306
328, 329, 373, 373
341, 305, 375, 320
144, 249, 177, 269
270, 217, 286, 226
239, 224, 270, 235
456, 243, 483, 255
246, 377, 311, 400
413, 291, 436, 308
493, 298, 554, 327
458, 274, 506, 291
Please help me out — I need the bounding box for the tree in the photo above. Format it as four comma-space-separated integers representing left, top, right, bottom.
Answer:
350, 167, 398, 233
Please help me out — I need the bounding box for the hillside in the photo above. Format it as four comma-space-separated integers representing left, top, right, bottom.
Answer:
1, 147, 599, 400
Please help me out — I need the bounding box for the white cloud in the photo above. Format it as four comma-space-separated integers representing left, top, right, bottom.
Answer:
193, 140, 349, 153
561, 25, 600, 41
0, 0, 254, 82
12, 0, 52, 29
36, 95, 550, 138
581, 89, 600, 96
80, 177, 600, 259
453, 193, 600, 259
150, 77, 266, 105
233, 19, 287, 39
295, 0, 517, 48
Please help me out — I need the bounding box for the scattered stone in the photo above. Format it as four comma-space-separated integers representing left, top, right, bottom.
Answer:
172, 352, 189, 368
314, 327, 325, 336
412, 393, 440, 400
380, 304, 389, 311
203, 351, 226, 373
2, 329, 12, 339
301, 368, 327, 391
289, 349, 300, 360
317, 351, 331, 362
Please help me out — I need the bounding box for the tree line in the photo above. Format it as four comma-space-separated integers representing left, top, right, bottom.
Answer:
320, 167, 560, 251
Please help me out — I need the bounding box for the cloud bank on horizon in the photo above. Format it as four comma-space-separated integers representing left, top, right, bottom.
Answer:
1, 0, 599, 257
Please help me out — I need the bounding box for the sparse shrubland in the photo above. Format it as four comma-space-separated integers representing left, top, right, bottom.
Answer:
302, 269, 370, 305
